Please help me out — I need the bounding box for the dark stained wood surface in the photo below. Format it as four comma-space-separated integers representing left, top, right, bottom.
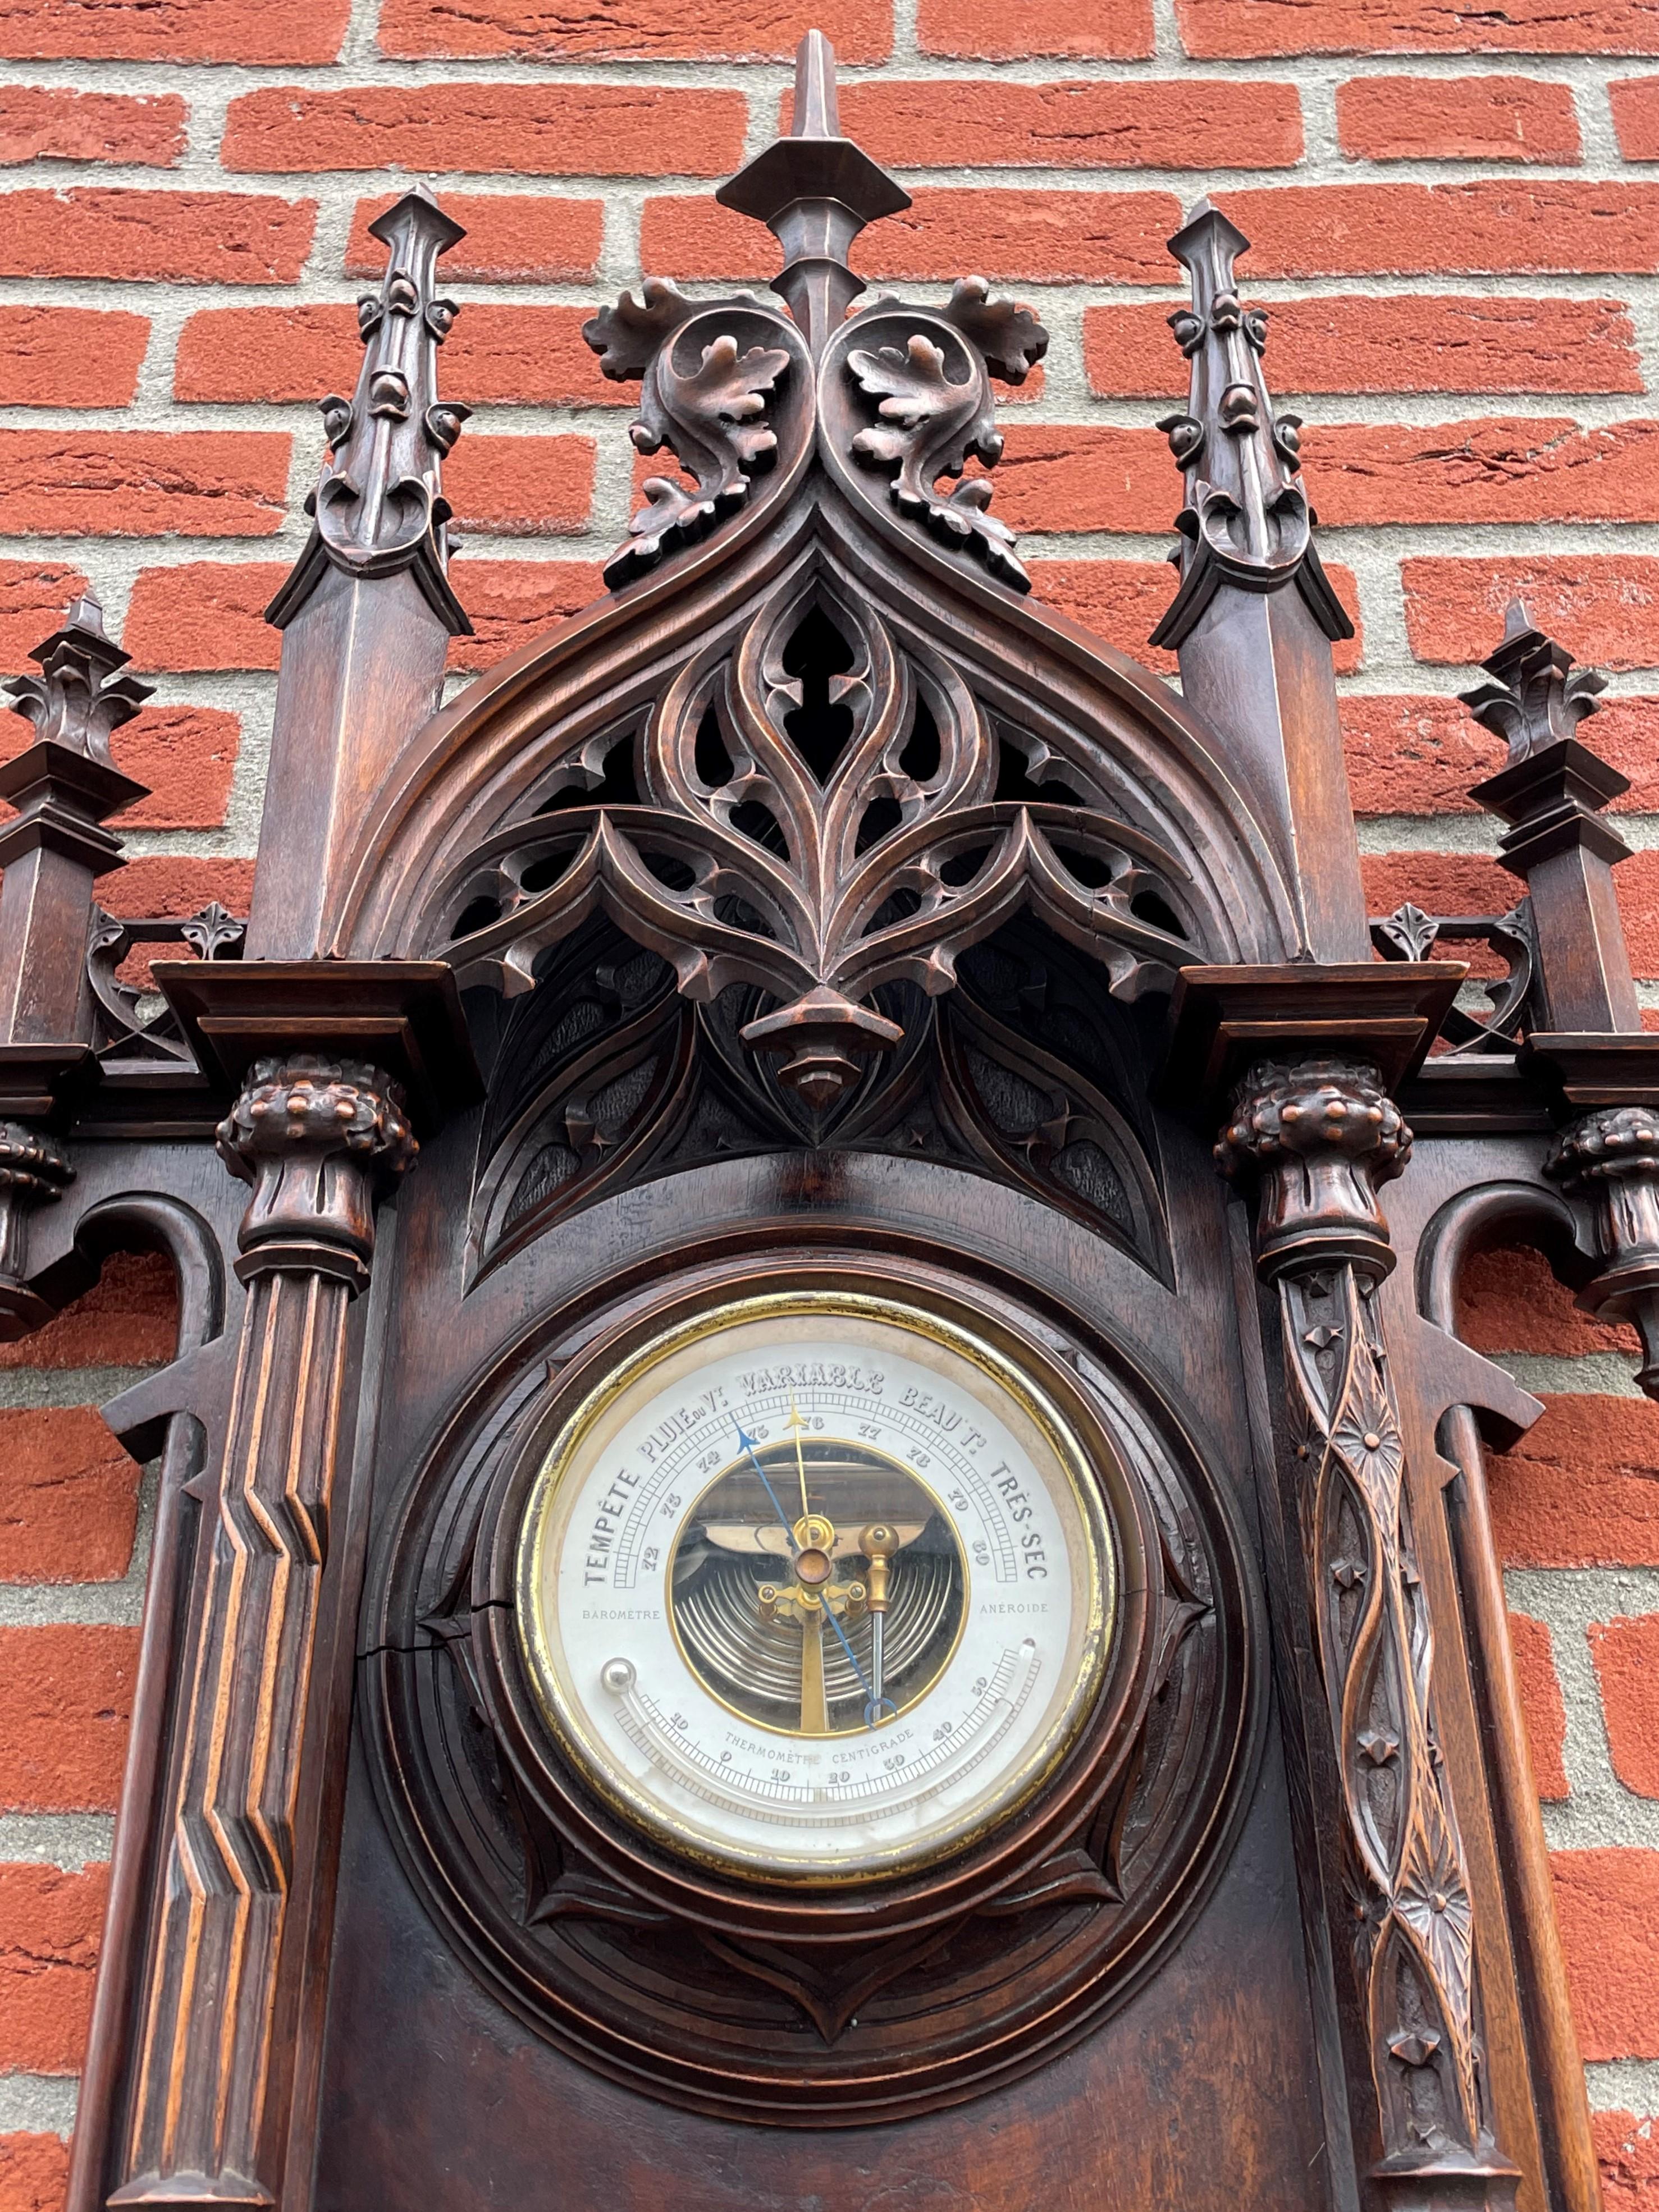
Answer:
3, 32, 1619, 2212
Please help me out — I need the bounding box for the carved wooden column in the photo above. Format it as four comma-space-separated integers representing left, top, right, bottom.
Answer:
1151, 205, 1369, 962
1219, 1059, 1520, 2211
109, 1057, 413, 2211
0, 594, 148, 1331
1454, 603, 1659, 1397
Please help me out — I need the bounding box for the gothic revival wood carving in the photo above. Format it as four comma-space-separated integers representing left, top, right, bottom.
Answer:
9, 28, 1616, 2212
363, 1252, 1262, 2123
1220, 1061, 1514, 2198
111, 1061, 413, 2208
432, 571, 1197, 1111
468, 918, 1171, 1283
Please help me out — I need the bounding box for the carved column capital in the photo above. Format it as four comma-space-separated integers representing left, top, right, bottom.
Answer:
1547, 1104, 1659, 1395
1218, 1056, 1410, 1282
215, 1054, 417, 1292
0, 1121, 71, 1338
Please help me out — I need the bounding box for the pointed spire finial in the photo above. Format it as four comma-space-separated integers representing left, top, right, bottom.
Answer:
716, 29, 910, 353
266, 184, 473, 636
1149, 199, 1352, 652
1461, 602, 1606, 766
793, 26, 840, 135
5, 590, 152, 770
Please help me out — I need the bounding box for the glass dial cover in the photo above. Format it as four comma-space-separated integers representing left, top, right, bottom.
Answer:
515, 1292, 1114, 1881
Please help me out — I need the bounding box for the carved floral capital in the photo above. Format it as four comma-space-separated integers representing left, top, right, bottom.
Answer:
1547, 1104, 1659, 1397
1217, 1057, 1409, 1283
216, 1055, 417, 1291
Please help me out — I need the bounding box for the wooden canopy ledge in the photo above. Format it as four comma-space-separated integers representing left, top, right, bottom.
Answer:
1160, 960, 1469, 1114
152, 958, 483, 1135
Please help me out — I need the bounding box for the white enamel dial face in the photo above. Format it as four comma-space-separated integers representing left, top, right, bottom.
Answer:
515, 1292, 1113, 1881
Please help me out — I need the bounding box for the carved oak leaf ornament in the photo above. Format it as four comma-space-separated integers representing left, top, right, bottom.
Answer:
606, 328, 794, 587
846, 329, 1028, 590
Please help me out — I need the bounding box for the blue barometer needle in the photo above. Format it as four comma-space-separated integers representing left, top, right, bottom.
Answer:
733, 1423, 892, 1728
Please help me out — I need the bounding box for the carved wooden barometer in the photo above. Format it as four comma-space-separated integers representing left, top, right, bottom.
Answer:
7, 30, 1642, 2212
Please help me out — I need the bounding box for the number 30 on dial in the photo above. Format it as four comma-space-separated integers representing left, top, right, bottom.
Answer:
515, 1291, 1114, 1882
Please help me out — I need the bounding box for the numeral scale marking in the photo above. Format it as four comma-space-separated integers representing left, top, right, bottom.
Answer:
606, 1385, 1021, 1590
613, 1643, 1041, 1827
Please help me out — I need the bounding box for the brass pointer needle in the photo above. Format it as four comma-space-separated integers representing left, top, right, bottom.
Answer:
787, 1396, 811, 1524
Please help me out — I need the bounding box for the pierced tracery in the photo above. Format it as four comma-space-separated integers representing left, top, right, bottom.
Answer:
435, 574, 1196, 1113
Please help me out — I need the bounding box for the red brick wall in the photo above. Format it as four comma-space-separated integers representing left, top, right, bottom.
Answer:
1, 0, 1658, 2202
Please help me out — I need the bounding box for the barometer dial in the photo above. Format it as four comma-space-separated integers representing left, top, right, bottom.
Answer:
515, 1292, 1113, 1880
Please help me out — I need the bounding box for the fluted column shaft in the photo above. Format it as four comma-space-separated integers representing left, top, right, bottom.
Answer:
111, 1059, 414, 2210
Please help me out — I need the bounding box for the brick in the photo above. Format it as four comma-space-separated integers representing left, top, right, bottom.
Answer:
1596, 2113, 1659, 2212
0, 0, 348, 60
643, 187, 1183, 284
1591, 1615, 1659, 1797
1507, 1610, 1569, 1799
0, 1405, 138, 1584
1029, 555, 1363, 675
0, 1625, 136, 1811
0, 190, 315, 285
0, 563, 86, 675
447, 558, 606, 670
1212, 182, 1659, 278
124, 561, 285, 671
378, 0, 889, 59
346, 193, 602, 282
918, 0, 1151, 57
1302, 418, 1659, 528
986, 418, 1659, 536
1403, 556, 1659, 671
971, 425, 1169, 534
1086, 295, 1644, 399
0, 701, 237, 830
444, 435, 595, 535
175, 303, 623, 408
0, 2135, 69, 2212
1341, 694, 1501, 816
0, 86, 184, 166
0, 307, 147, 410
108, 704, 237, 830
1178, 0, 1659, 55
1336, 73, 1579, 161
0, 1249, 176, 1370
0, 1861, 106, 2076
1457, 1241, 1639, 1358
1487, 1393, 1659, 1568
221, 83, 745, 178
1552, 1848, 1659, 2060
828, 77, 1302, 169
0, 431, 290, 539
1342, 692, 1659, 815
1612, 76, 1659, 157
106, 855, 255, 921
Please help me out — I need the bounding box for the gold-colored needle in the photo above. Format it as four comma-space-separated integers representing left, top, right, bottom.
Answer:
799, 1601, 828, 1734
786, 1396, 811, 1524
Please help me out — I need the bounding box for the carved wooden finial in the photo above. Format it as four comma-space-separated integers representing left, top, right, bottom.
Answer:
5, 590, 151, 771
1150, 200, 1352, 653
1460, 599, 1607, 766
716, 29, 911, 352
266, 184, 473, 636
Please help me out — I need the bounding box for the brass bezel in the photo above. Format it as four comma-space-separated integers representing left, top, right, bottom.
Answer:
514, 1286, 1116, 1884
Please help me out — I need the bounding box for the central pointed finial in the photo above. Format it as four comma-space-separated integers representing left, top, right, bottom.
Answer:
716, 29, 911, 355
